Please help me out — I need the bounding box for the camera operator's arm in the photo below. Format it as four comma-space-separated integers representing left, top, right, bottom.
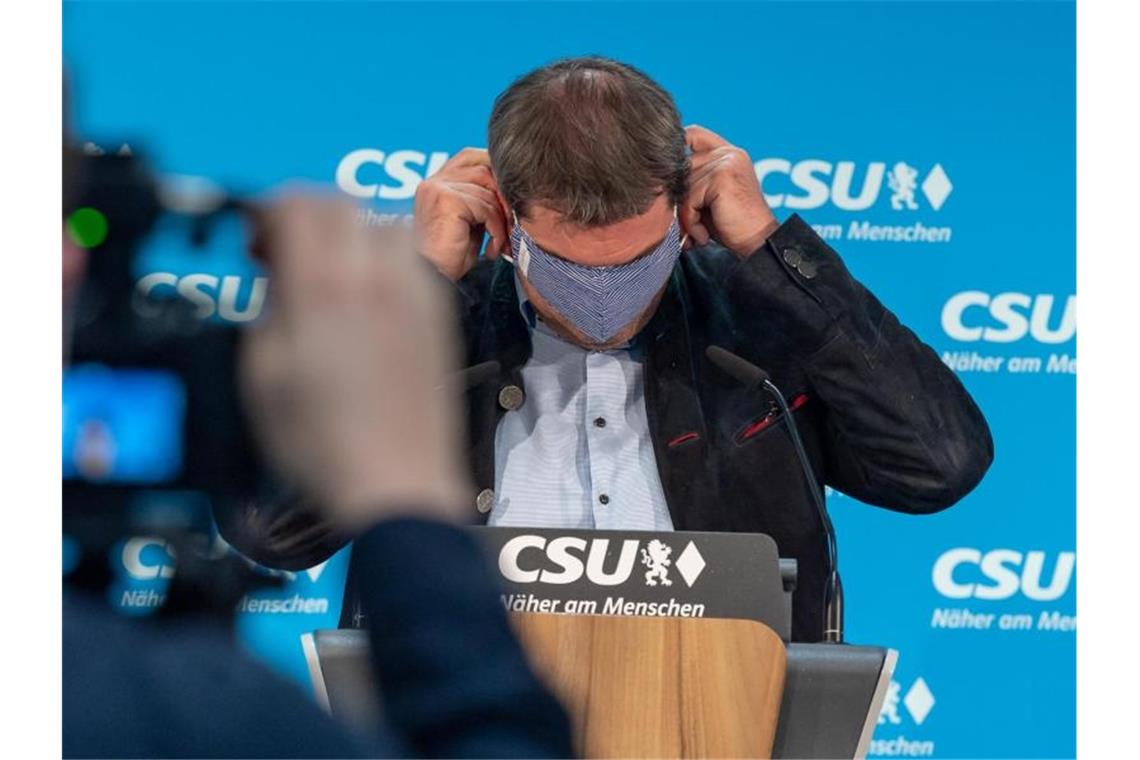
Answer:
240, 196, 573, 758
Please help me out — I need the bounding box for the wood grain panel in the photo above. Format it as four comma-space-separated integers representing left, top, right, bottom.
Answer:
511, 614, 786, 758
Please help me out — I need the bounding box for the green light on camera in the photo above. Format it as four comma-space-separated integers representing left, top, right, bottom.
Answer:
66, 207, 109, 249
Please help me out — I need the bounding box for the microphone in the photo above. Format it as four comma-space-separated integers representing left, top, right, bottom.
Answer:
705, 345, 844, 643
454, 360, 502, 389
435, 360, 502, 393
705, 345, 771, 387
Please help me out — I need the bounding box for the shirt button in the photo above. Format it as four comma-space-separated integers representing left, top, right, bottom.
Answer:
475, 488, 495, 514
797, 259, 818, 279
598, 494, 610, 505
594, 417, 607, 428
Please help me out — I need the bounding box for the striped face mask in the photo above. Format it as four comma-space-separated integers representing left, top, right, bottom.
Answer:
506, 208, 685, 344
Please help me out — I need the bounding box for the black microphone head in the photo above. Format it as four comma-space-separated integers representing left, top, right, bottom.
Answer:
705, 346, 771, 387
457, 360, 502, 389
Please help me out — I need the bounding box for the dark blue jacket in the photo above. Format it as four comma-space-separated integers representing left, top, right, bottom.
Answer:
63, 519, 574, 758
219, 215, 993, 642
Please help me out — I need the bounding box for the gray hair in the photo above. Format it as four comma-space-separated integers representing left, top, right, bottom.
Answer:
488, 56, 689, 227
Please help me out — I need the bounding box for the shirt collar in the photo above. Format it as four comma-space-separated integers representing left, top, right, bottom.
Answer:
513, 272, 541, 331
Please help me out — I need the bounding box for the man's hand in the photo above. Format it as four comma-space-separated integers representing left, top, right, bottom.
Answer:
680, 125, 779, 258
241, 194, 471, 530
412, 148, 510, 281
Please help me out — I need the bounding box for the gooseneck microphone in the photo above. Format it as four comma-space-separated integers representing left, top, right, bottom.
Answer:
706, 346, 844, 643
435, 360, 503, 393
453, 360, 503, 390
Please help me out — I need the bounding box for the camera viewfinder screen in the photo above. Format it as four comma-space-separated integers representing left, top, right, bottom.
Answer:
63, 365, 187, 484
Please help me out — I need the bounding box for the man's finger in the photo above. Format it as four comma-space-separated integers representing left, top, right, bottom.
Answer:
686, 154, 736, 190
687, 147, 736, 174
443, 146, 493, 170
476, 197, 508, 257
451, 178, 508, 253
686, 150, 718, 172
453, 188, 508, 252
449, 182, 501, 210
685, 124, 730, 154
442, 165, 499, 196
678, 178, 712, 247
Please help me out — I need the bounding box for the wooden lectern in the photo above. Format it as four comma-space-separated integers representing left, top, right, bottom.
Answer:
510, 613, 787, 758
309, 528, 895, 759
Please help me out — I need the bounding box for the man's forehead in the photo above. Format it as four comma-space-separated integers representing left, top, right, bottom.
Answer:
520, 195, 674, 267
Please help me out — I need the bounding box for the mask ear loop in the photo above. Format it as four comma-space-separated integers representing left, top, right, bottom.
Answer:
499, 210, 519, 265
675, 205, 690, 249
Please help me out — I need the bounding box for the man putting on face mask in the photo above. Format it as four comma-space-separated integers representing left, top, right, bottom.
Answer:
229, 56, 993, 642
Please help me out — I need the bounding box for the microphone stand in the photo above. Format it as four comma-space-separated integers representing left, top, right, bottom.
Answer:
706, 346, 844, 643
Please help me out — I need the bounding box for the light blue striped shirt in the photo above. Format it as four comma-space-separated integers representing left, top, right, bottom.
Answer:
488, 276, 675, 531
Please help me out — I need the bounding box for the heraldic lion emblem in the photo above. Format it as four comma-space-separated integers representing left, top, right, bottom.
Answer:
640, 539, 673, 587
887, 161, 919, 210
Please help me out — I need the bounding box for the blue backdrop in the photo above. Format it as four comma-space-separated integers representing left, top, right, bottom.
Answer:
64, 1, 1076, 757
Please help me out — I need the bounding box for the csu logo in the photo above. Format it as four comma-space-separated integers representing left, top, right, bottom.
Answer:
336, 148, 450, 200
755, 159, 952, 212
121, 537, 176, 580
932, 548, 1075, 601
942, 291, 1076, 344
136, 273, 267, 323
499, 535, 705, 587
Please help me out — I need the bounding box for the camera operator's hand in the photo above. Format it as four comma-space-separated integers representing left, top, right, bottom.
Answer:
241, 194, 471, 530
412, 148, 509, 281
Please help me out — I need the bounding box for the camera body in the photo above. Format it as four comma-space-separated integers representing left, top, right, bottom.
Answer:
64, 145, 264, 555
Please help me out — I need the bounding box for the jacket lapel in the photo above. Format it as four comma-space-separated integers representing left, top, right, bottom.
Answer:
641, 268, 718, 530
464, 260, 531, 523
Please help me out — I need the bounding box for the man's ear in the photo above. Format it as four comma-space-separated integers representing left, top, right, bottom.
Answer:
490, 172, 513, 233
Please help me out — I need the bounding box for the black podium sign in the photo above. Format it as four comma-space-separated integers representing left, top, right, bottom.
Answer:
467, 527, 791, 639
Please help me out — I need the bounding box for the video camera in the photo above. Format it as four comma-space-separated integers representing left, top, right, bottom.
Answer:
63, 141, 277, 607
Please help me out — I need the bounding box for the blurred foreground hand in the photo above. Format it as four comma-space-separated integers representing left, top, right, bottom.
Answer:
241, 194, 471, 529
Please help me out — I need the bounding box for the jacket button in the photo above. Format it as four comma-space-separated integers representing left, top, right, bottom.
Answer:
498, 385, 525, 411
797, 259, 818, 279
782, 247, 803, 267
475, 488, 495, 514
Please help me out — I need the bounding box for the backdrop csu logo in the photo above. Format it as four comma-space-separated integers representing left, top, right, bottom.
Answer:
336, 149, 450, 200
756, 159, 952, 212
942, 291, 1076, 344
334, 149, 952, 212
932, 548, 1075, 601
136, 272, 267, 323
